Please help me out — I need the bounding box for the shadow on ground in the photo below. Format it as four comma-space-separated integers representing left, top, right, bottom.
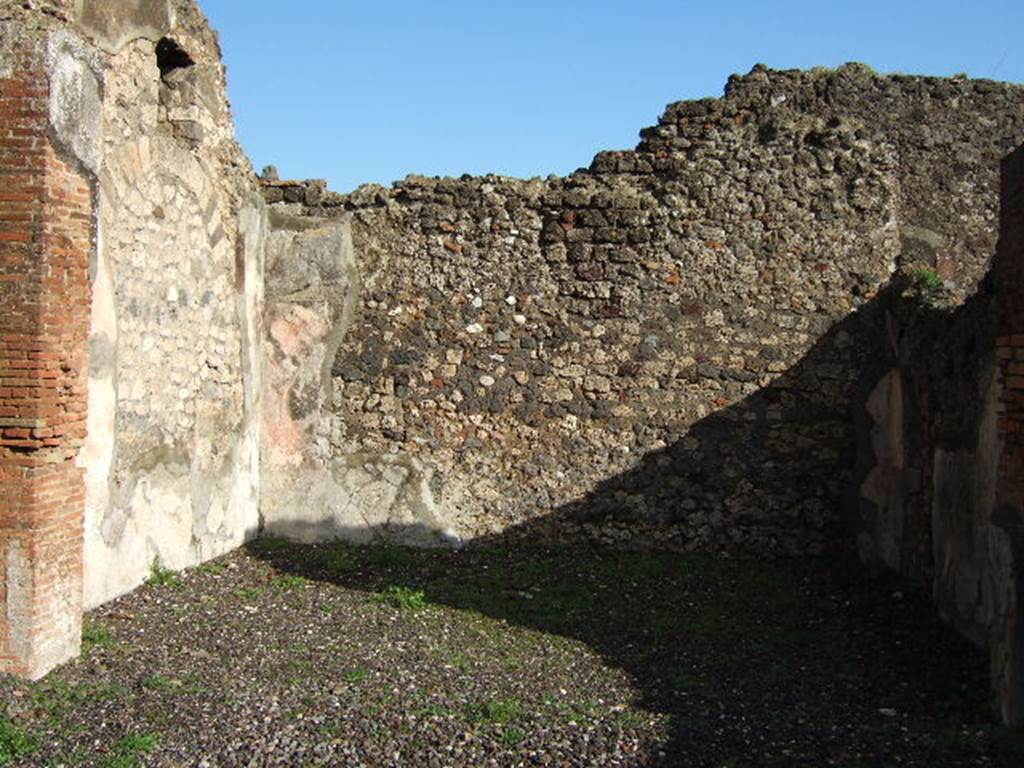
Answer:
253, 277, 1024, 765
251, 536, 1023, 767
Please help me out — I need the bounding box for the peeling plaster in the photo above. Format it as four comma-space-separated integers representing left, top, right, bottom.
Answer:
46, 29, 103, 174
73, 0, 175, 55
260, 217, 462, 548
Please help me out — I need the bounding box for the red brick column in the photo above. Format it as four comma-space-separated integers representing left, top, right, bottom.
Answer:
0, 41, 92, 678
994, 143, 1024, 726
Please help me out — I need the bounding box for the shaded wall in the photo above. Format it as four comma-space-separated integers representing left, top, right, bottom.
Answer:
992, 146, 1024, 724
851, 144, 1024, 725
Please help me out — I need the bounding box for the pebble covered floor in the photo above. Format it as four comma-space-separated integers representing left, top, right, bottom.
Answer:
1, 540, 1021, 767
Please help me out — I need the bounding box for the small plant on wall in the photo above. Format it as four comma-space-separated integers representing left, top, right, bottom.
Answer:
907, 266, 950, 308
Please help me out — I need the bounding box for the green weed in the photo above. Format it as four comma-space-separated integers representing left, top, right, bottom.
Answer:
273, 574, 308, 592
418, 702, 454, 718
499, 725, 526, 745
97, 733, 158, 768
444, 651, 470, 671
142, 675, 179, 693
33, 680, 124, 721
0, 717, 34, 765
373, 585, 427, 611
468, 697, 523, 725
194, 561, 228, 575
81, 620, 115, 653
145, 558, 180, 588
613, 709, 648, 728
343, 668, 370, 684
44, 748, 88, 767
909, 267, 949, 308
315, 544, 357, 573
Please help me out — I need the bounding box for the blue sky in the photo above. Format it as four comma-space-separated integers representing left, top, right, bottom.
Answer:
200, 1, 1024, 193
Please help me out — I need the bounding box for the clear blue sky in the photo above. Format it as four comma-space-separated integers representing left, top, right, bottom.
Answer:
200, 0, 1024, 193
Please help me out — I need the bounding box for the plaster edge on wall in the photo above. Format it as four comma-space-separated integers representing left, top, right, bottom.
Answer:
72, 0, 175, 56
238, 193, 268, 535
45, 28, 103, 176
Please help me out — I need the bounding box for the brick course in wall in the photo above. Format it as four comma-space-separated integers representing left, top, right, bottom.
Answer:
998, 147, 1024, 450
0, 43, 92, 678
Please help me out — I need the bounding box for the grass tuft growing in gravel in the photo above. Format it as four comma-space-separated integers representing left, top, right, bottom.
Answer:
144, 558, 180, 589
373, 585, 428, 611
141, 675, 179, 693
272, 574, 308, 592
0, 717, 33, 766
81, 620, 115, 653
467, 697, 524, 725
97, 733, 157, 768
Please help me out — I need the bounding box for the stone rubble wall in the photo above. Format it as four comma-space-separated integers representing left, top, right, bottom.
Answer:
261, 65, 1024, 556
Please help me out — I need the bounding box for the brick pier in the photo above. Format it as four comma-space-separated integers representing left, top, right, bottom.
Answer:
0, 40, 92, 678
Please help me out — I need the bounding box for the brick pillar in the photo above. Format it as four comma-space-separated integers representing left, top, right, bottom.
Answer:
993, 143, 1024, 726
0, 40, 92, 678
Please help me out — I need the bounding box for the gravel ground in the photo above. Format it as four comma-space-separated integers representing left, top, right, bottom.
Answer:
1, 540, 1022, 767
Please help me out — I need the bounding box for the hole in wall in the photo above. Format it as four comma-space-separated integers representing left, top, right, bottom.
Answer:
155, 38, 194, 78
156, 37, 205, 143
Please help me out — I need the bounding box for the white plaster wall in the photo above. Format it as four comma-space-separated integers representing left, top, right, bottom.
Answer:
80, 37, 263, 608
